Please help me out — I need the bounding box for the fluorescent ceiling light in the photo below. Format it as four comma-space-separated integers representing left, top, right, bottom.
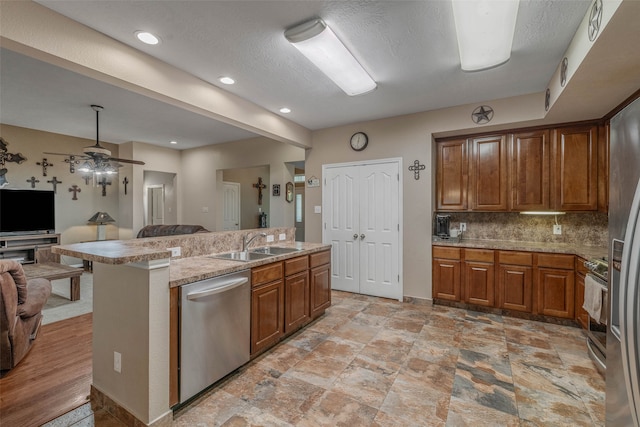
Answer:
451, 0, 519, 71
284, 18, 376, 96
135, 31, 160, 45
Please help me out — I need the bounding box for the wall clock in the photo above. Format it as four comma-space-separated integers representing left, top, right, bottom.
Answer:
350, 132, 368, 151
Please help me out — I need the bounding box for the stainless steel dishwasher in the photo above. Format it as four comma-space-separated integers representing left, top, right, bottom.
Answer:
179, 269, 250, 403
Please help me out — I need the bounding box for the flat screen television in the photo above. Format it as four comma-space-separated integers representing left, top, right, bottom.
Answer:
0, 189, 56, 236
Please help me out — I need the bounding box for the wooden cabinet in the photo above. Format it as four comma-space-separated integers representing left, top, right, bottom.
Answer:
284, 256, 309, 333
251, 262, 284, 355
0, 234, 60, 264
309, 250, 331, 319
497, 251, 533, 313
551, 125, 598, 211
463, 249, 495, 306
535, 253, 575, 319
436, 139, 467, 211
510, 130, 550, 211
575, 257, 589, 329
469, 135, 508, 211
432, 246, 461, 301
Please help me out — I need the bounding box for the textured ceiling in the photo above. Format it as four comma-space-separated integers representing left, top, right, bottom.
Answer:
0, 1, 599, 148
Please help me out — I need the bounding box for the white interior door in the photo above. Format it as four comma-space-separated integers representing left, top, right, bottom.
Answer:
222, 181, 241, 230
323, 159, 402, 300
148, 185, 164, 225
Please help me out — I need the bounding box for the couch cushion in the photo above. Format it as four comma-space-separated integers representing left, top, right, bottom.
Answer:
0, 261, 27, 304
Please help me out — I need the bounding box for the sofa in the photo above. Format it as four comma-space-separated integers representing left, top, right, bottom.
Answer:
0, 260, 52, 375
136, 224, 209, 238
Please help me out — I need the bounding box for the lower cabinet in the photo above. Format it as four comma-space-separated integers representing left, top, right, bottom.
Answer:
309, 250, 331, 319
536, 253, 575, 319
432, 247, 461, 301
284, 255, 310, 333
433, 245, 578, 321
463, 249, 495, 306
251, 263, 285, 355
497, 251, 533, 313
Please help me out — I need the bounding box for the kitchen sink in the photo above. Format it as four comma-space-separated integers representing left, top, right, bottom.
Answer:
250, 246, 303, 255
210, 251, 275, 262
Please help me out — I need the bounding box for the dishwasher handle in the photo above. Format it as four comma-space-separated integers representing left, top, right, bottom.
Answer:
186, 277, 249, 300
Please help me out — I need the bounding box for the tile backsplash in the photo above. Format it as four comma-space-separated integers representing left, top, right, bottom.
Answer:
443, 212, 607, 247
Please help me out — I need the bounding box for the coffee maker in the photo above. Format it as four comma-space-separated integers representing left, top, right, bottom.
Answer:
434, 214, 451, 238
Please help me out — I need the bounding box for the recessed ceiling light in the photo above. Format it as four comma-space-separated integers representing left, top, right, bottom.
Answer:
279, 107, 291, 114
135, 31, 160, 45
219, 77, 235, 85
170, 140, 178, 145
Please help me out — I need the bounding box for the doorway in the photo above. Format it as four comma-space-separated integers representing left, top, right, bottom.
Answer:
322, 158, 403, 301
222, 181, 241, 230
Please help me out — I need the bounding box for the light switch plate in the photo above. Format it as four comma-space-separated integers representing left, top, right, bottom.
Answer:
266, 235, 274, 242
279, 233, 286, 241
314, 206, 322, 214
168, 247, 181, 257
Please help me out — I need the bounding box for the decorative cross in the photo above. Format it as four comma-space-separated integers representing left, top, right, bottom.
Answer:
408, 160, 426, 180
98, 177, 111, 197
69, 184, 81, 200
26, 176, 40, 188
64, 155, 80, 173
36, 158, 53, 176
122, 176, 129, 195
253, 177, 267, 205
47, 176, 62, 193
0, 137, 27, 167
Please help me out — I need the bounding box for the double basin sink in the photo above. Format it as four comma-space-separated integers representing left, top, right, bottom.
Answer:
211, 246, 303, 262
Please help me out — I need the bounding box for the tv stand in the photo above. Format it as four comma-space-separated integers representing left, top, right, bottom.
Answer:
0, 234, 61, 264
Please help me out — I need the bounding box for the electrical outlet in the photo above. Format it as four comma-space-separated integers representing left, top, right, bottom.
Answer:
201, 206, 209, 213
279, 233, 286, 241
266, 235, 274, 242
168, 247, 181, 257
459, 223, 467, 232
553, 224, 562, 235
114, 351, 121, 373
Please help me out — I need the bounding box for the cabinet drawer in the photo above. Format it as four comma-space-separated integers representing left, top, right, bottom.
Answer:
285, 255, 309, 276
464, 248, 494, 263
537, 253, 574, 270
252, 262, 283, 287
498, 251, 533, 266
310, 250, 331, 268
433, 246, 461, 260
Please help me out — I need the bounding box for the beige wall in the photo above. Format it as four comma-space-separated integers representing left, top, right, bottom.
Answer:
305, 94, 546, 301
223, 166, 270, 230
0, 124, 119, 260
180, 136, 305, 232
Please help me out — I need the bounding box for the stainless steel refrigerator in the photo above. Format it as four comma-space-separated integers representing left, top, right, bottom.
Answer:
608, 95, 640, 426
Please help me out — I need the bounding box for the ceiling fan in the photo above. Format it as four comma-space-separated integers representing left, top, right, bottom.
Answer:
45, 104, 145, 174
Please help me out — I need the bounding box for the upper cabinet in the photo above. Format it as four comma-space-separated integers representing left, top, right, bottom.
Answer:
436, 139, 467, 211
469, 135, 508, 211
551, 125, 598, 211
436, 122, 606, 213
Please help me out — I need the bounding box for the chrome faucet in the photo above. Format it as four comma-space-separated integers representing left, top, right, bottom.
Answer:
242, 232, 267, 252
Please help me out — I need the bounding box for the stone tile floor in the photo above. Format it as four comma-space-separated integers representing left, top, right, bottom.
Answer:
49, 290, 605, 426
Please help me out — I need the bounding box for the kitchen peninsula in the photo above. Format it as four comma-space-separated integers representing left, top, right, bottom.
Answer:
53, 228, 331, 427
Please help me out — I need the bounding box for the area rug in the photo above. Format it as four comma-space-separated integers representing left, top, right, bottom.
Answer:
42, 273, 93, 325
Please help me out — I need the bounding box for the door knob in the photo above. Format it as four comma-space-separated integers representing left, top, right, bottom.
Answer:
360, 234, 365, 240
353, 234, 359, 240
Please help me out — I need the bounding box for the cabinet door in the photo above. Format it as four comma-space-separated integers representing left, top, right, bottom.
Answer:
498, 265, 533, 312
433, 258, 461, 301
251, 280, 284, 355
436, 139, 467, 211
310, 264, 331, 319
510, 130, 550, 211
551, 125, 598, 211
469, 135, 508, 211
537, 268, 575, 319
285, 271, 309, 333
463, 261, 495, 306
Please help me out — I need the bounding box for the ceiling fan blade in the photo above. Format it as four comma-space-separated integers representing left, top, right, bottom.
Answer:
109, 157, 145, 165
43, 151, 89, 158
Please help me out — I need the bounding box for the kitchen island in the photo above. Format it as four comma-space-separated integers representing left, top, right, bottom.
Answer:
53, 228, 331, 427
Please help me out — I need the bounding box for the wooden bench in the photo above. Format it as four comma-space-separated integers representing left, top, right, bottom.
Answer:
22, 263, 84, 301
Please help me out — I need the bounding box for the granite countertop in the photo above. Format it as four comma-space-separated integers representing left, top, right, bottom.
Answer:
168, 242, 330, 287
432, 238, 607, 261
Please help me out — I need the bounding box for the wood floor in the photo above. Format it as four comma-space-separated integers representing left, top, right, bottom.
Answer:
0, 313, 92, 427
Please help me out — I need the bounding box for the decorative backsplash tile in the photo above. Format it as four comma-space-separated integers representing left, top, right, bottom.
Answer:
443, 212, 607, 247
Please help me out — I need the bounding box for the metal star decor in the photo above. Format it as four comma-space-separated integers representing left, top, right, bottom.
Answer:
561, 57, 568, 87
588, 0, 603, 41
471, 105, 494, 125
